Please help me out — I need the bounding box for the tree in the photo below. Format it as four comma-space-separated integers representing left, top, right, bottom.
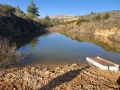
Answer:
44, 15, 53, 27
91, 12, 94, 14
44, 15, 50, 21
27, 0, 39, 17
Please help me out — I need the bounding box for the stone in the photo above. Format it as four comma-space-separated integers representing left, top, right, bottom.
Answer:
55, 67, 62, 71
45, 71, 51, 75
72, 63, 78, 67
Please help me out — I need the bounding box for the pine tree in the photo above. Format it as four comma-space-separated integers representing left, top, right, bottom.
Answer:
27, 0, 39, 17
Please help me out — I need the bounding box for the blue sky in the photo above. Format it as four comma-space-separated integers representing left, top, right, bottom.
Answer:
0, 0, 120, 17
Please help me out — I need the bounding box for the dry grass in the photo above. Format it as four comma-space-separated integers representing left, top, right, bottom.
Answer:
0, 37, 16, 68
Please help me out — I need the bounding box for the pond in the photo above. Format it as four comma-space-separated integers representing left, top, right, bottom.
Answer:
17, 33, 120, 67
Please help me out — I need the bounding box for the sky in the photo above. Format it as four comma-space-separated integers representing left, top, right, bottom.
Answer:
0, 0, 120, 17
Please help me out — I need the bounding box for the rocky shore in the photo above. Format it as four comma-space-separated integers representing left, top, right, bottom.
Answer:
0, 64, 120, 90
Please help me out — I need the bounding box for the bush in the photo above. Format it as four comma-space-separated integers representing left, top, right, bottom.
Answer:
76, 18, 89, 25
102, 13, 110, 20
0, 4, 15, 15
95, 14, 101, 21
26, 12, 36, 18
14, 6, 25, 18
0, 37, 16, 68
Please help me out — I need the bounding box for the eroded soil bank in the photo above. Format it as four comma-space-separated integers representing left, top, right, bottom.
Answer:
0, 64, 120, 90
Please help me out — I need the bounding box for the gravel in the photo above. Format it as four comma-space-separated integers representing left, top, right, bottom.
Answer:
0, 64, 120, 90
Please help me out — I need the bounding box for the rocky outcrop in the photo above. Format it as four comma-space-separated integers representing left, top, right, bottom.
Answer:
94, 27, 120, 41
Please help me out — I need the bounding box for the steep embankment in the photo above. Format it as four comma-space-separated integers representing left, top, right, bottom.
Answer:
0, 4, 47, 37
0, 14, 47, 37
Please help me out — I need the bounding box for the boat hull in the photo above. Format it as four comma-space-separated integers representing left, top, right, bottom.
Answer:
86, 57, 119, 71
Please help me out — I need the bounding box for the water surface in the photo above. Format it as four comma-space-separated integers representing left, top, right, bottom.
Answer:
17, 33, 120, 67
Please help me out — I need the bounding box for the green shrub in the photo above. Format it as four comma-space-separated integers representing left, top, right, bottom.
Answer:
95, 14, 101, 21
26, 12, 36, 18
76, 18, 89, 25
102, 13, 110, 20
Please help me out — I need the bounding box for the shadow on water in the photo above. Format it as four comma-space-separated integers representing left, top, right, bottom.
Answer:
11, 32, 50, 49
11, 35, 41, 49
39, 66, 89, 90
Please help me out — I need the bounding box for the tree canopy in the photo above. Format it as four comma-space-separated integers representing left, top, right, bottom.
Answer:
27, 0, 39, 17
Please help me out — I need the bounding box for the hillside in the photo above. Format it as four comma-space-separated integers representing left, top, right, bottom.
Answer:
0, 4, 47, 37
49, 10, 120, 42
47, 11, 120, 54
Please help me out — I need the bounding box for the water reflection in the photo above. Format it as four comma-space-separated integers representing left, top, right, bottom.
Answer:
14, 33, 120, 66
64, 33, 120, 54
11, 35, 39, 49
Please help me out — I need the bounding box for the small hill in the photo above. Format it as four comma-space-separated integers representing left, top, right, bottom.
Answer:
49, 10, 120, 42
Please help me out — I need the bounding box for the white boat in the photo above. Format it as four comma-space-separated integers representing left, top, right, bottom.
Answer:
86, 56, 119, 71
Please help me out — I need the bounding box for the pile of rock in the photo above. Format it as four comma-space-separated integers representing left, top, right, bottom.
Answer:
0, 64, 120, 90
